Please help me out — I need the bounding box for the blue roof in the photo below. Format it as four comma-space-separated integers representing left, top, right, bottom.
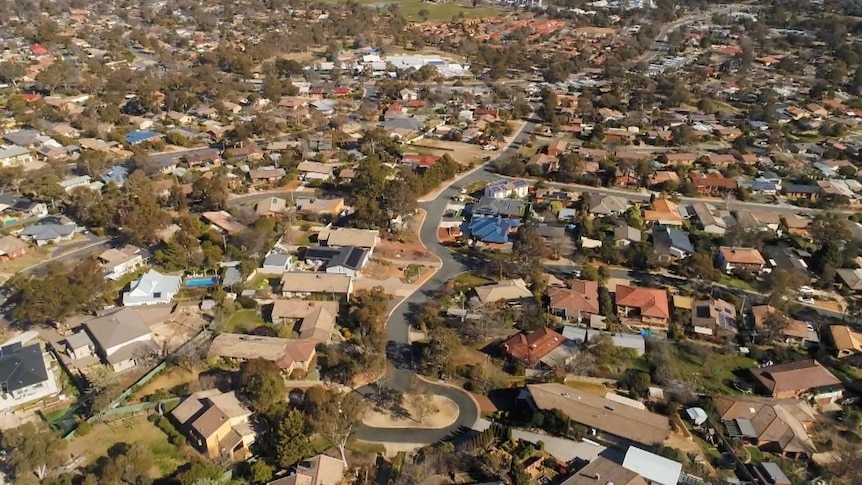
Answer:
466, 216, 520, 244
101, 165, 129, 184
126, 130, 161, 144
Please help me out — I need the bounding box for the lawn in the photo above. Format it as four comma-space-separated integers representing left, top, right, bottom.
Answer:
719, 275, 757, 292
321, 0, 501, 21
451, 272, 493, 290
65, 415, 187, 476
672, 343, 756, 394
223, 309, 265, 333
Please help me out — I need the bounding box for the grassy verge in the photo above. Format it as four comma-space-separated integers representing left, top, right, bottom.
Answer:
451, 272, 493, 290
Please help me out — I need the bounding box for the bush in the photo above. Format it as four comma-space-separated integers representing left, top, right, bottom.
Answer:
154, 415, 186, 446
237, 296, 258, 309
76, 420, 92, 436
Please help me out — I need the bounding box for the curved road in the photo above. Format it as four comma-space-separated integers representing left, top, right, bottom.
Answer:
355, 121, 537, 444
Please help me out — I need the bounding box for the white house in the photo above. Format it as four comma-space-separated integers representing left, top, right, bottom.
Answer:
484, 180, 530, 199
0, 342, 58, 412
325, 247, 370, 277
122, 270, 182, 306
98, 245, 145, 280
0, 145, 33, 167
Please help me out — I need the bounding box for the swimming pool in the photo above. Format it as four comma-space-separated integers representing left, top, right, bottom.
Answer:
185, 277, 218, 287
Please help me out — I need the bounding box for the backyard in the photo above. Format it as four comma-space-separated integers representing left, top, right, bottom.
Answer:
223, 308, 265, 333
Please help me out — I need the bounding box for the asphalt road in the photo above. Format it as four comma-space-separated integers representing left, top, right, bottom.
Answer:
355, 121, 537, 444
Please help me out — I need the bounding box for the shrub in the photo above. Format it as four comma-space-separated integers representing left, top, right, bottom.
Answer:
76, 420, 92, 436
155, 415, 186, 446
236, 296, 258, 309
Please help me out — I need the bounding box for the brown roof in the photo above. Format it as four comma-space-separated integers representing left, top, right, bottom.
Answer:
691, 173, 738, 190
474, 278, 533, 304
501, 327, 565, 364
719, 246, 766, 265
270, 300, 338, 343
615, 285, 670, 319
208, 333, 317, 370
528, 383, 669, 446
562, 457, 647, 485
172, 389, 252, 440
713, 395, 818, 454
751, 360, 842, 396
0, 235, 29, 255
548, 280, 599, 318
829, 325, 862, 354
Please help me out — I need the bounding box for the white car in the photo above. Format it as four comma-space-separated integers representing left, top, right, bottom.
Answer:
799, 286, 815, 294
797, 296, 815, 304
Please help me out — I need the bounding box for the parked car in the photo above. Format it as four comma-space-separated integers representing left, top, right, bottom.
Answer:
798, 296, 815, 304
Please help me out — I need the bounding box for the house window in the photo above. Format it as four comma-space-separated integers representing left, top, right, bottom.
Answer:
153, 292, 162, 298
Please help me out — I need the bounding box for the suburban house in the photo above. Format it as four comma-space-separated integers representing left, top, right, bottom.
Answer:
270, 300, 338, 343
255, 197, 288, 217
297, 198, 345, 217
547, 280, 599, 322
0, 236, 30, 261
690, 202, 735, 235
317, 228, 380, 253
296, 161, 334, 181
714, 395, 818, 458
171, 389, 256, 460
18, 217, 77, 246
266, 454, 345, 485
98, 245, 145, 280
781, 214, 811, 237
751, 305, 818, 348
562, 457, 648, 485
0, 145, 34, 166
621, 447, 682, 485
614, 285, 670, 329
718, 246, 767, 274
122, 270, 182, 306
465, 216, 521, 245
750, 360, 843, 404
782, 184, 820, 201
249, 168, 287, 186
484, 180, 530, 199
474, 278, 533, 305
588, 195, 629, 216
690, 298, 737, 336
260, 254, 292, 274
644, 198, 683, 226
324, 246, 370, 277
202, 211, 247, 235
280, 272, 353, 301
501, 327, 566, 366
828, 325, 862, 364
614, 224, 641, 246
472, 197, 530, 219
527, 383, 670, 447
835, 268, 862, 292
690, 172, 738, 195
83, 308, 158, 372
652, 227, 694, 262
208, 334, 317, 374
0, 343, 57, 412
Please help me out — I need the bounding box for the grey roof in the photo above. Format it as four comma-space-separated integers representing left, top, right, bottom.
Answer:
614, 224, 641, 242
65, 331, 93, 350
327, 246, 369, 271
757, 462, 791, 485
84, 308, 152, 351
0, 344, 49, 393
652, 227, 694, 254
381, 116, 425, 132
19, 223, 76, 241
3, 130, 40, 147
263, 253, 290, 268
472, 197, 529, 218
589, 195, 629, 215
622, 446, 682, 485
222, 267, 242, 287
0, 145, 30, 159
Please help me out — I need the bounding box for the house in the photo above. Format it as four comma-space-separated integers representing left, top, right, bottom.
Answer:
260, 254, 292, 274
690, 202, 735, 235
714, 395, 818, 458
98, 245, 144, 280
750, 305, 818, 348
527, 383, 670, 447
828, 325, 862, 363
207, 334, 317, 374
621, 447, 682, 485
63, 331, 96, 362
484, 180, 530, 199
690, 298, 737, 336
648, 171, 680, 189
317, 228, 379, 252
588, 195, 629, 216
465, 216, 521, 245
736, 211, 782, 233
548, 280, 599, 322
644, 198, 683, 226
202, 211, 247, 235
614, 224, 641, 246
296, 161, 334, 181
662, 152, 698, 166
18, 217, 77, 246
255, 197, 288, 217
83, 308, 158, 372
750, 359, 843, 404
280, 272, 353, 301
224, 144, 264, 162
760, 244, 811, 279
266, 454, 345, 485
614, 285, 670, 329
248, 168, 287, 186
0, 236, 29, 261
0, 195, 48, 218
500, 327, 565, 365
122, 270, 182, 306
270, 300, 338, 343
325, 246, 370, 277
0, 343, 57, 412
652, 226, 694, 261
835, 268, 862, 292
474, 278, 533, 304
472, 197, 530, 219
0, 145, 33, 166
780, 214, 811, 237
297, 198, 345, 217
782, 184, 820, 201
546, 139, 568, 157
718, 246, 767, 274
171, 390, 255, 459
562, 457, 647, 485
125, 130, 162, 145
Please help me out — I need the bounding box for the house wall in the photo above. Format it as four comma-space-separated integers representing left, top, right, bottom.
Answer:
109, 255, 144, 278
326, 265, 358, 277
9, 380, 47, 400
111, 358, 138, 373
104, 333, 154, 357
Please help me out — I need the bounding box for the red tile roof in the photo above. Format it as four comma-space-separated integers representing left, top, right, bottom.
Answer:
615, 285, 670, 320
501, 327, 565, 365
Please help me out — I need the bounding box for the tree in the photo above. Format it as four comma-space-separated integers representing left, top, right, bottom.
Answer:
306, 387, 367, 466
241, 358, 286, 411
176, 460, 228, 485
273, 408, 311, 468
420, 327, 460, 377
407, 392, 437, 423
598, 286, 613, 317
761, 268, 806, 305
417, 8, 429, 21
10, 258, 108, 325
0, 423, 66, 480
810, 212, 850, 247
249, 459, 274, 484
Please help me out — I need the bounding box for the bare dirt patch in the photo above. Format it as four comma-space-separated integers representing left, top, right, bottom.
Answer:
375, 238, 437, 264
362, 395, 458, 429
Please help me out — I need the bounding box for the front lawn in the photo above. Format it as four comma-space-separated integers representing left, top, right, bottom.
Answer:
451, 272, 493, 290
